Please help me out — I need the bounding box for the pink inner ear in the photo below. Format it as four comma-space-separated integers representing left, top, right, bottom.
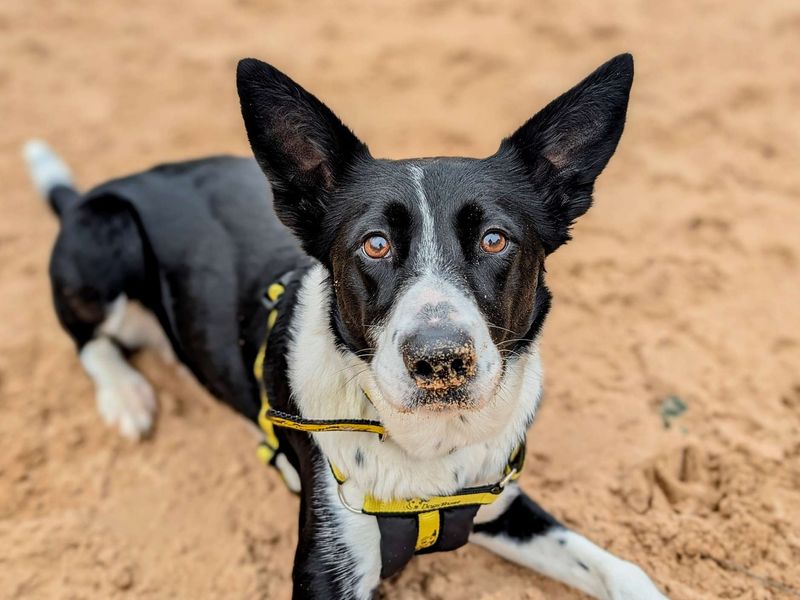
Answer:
274, 113, 335, 190
541, 124, 596, 172
299, 151, 334, 190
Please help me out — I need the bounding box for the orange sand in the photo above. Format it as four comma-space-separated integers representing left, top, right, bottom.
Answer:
2, 1, 799, 598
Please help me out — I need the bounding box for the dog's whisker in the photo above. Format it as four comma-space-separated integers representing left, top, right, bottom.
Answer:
497, 337, 536, 348
487, 322, 517, 336
342, 368, 371, 388
331, 361, 370, 377
500, 348, 529, 362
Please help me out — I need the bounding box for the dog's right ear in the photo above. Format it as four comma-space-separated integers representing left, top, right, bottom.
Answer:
237, 58, 367, 256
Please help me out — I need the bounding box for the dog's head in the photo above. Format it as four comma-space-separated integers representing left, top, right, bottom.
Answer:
238, 55, 632, 446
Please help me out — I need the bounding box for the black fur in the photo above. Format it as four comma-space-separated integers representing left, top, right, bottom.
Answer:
473, 489, 561, 540
48, 183, 81, 217
49, 194, 146, 347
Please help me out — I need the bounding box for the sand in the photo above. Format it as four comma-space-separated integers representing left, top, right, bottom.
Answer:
1, 0, 799, 598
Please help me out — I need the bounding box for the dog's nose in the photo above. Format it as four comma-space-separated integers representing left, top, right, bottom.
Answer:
401, 327, 477, 391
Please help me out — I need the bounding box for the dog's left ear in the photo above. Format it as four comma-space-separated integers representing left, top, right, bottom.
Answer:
237, 58, 368, 257
502, 53, 634, 253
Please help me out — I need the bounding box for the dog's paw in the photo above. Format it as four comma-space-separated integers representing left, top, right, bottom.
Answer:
96, 369, 157, 440
602, 561, 669, 600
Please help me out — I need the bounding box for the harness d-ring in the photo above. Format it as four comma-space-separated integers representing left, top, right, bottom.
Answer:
497, 468, 518, 490
337, 482, 364, 514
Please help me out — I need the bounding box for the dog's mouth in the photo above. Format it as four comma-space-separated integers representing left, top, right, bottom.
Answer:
384, 388, 477, 414
363, 355, 507, 458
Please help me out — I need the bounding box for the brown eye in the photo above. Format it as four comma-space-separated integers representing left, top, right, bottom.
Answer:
363, 235, 391, 259
480, 231, 507, 254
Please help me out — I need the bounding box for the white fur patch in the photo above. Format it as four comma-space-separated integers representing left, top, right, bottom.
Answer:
78, 295, 175, 440
80, 337, 157, 440
408, 164, 440, 273
99, 294, 175, 363
474, 483, 521, 524
312, 457, 382, 598
287, 264, 542, 502
470, 527, 668, 600
22, 139, 74, 199
275, 454, 302, 493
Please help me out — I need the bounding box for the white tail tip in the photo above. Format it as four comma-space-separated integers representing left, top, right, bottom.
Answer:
23, 139, 74, 199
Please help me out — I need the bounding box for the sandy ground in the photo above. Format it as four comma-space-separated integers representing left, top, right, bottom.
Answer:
2, 1, 800, 598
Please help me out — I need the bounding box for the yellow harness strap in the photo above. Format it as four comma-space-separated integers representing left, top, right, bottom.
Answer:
416, 511, 440, 550
253, 281, 287, 462
253, 278, 385, 466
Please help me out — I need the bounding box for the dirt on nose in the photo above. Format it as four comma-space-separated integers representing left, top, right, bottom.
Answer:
410, 341, 477, 391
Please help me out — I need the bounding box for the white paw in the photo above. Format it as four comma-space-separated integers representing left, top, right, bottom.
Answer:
96, 370, 157, 440
602, 561, 669, 600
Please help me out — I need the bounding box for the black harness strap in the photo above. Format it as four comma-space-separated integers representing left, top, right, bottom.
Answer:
376, 504, 481, 578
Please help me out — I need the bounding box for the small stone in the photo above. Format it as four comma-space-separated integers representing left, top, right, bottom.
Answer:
111, 566, 134, 591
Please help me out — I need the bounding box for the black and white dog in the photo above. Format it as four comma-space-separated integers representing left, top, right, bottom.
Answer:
25, 54, 668, 599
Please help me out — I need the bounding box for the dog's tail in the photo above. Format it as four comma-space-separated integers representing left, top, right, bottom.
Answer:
22, 139, 80, 217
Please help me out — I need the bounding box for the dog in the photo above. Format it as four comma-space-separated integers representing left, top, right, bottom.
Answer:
24, 53, 668, 599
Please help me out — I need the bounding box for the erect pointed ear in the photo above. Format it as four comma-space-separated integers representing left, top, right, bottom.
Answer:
237, 58, 368, 256
502, 53, 633, 253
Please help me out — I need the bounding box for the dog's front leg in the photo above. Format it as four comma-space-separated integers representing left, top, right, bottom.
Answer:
471, 485, 668, 600
291, 465, 383, 599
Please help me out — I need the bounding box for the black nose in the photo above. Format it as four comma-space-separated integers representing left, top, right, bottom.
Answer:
401, 327, 477, 391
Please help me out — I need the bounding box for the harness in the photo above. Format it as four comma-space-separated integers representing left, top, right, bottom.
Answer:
253, 273, 526, 577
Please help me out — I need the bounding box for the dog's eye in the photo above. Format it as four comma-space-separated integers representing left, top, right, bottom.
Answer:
480, 231, 507, 254
363, 235, 391, 259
